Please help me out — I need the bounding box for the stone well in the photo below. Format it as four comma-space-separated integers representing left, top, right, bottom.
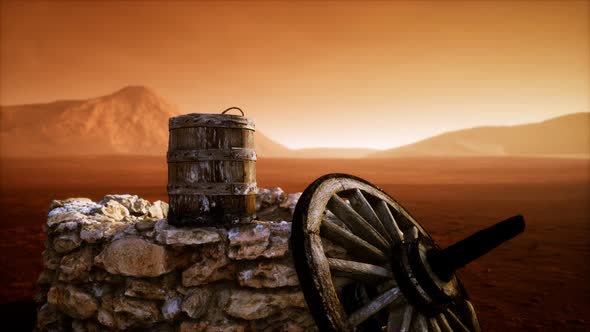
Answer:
35, 189, 315, 331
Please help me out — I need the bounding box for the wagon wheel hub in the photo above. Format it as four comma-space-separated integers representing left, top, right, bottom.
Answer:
391, 237, 462, 317
391, 214, 525, 317
291, 174, 525, 332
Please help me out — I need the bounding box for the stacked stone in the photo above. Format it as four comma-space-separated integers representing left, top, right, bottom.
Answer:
36, 189, 316, 332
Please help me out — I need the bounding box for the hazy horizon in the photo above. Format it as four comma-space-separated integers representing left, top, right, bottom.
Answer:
1, 85, 588, 156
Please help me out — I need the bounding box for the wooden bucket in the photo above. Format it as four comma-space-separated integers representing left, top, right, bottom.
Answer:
167, 107, 256, 226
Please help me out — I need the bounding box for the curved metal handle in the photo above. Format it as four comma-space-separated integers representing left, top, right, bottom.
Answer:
222, 107, 244, 116
429, 215, 525, 281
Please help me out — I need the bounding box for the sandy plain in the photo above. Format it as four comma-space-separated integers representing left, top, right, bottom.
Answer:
0, 156, 588, 331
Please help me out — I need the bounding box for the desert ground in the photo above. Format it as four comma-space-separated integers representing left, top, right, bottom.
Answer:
0, 156, 588, 331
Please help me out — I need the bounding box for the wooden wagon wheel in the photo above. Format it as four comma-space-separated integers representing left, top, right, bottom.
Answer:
291, 174, 524, 332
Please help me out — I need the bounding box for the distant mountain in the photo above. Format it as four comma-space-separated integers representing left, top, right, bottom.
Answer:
369, 113, 590, 158
0, 86, 291, 158
4, 88, 586, 159
1, 86, 178, 156
293, 148, 377, 159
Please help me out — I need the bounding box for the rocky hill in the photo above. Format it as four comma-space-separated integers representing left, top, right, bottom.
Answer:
0, 86, 290, 157
369, 113, 590, 158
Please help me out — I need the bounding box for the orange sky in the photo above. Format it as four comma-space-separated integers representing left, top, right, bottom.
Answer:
1, 1, 588, 149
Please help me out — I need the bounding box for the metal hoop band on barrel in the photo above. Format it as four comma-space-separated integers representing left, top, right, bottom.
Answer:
167, 183, 258, 196
167, 148, 257, 162
169, 114, 255, 130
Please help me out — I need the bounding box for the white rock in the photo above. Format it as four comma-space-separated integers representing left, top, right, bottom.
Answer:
280, 192, 302, 215
53, 232, 82, 253
256, 187, 286, 210
47, 212, 86, 228
135, 219, 157, 232
156, 227, 221, 246
100, 201, 130, 221
47, 285, 98, 319
181, 288, 212, 319
80, 221, 127, 243
228, 223, 270, 260
124, 279, 168, 300
58, 246, 93, 282
237, 260, 299, 288
95, 238, 176, 277
98, 308, 115, 328
43, 248, 61, 270
148, 200, 169, 219
154, 219, 169, 233
36, 303, 62, 329
112, 296, 161, 322
225, 289, 306, 320
162, 296, 182, 320
92, 284, 113, 298
267, 221, 291, 258
48, 198, 101, 217
53, 221, 81, 234
182, 242, 236, 287
228, 222, 290, 260
102, 194, 151, 216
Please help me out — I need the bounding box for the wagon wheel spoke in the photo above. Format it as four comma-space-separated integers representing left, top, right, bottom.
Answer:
445, 308, 470, 332
320, 218, 388, 264
327, 194, 390, 252
373, 200, 405, 244
399, 304, 414, 332
465, 300, 482, 332
436, 313, 453, 332
386, 303, 414, 332
327, 258, 392, 280
348, 188, 394, 244
404, 225, 419, 242
348, 287, 404, 327
453, 299, 481, 332
412, 313, 429, 332
429, 317, 442, 332
386, 304, 401, 332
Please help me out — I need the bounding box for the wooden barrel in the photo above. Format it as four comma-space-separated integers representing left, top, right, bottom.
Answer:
167, 108, 256, 226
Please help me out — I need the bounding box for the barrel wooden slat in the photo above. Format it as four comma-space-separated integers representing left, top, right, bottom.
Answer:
168, 161, 256, 184
169, 127, 254, 150
169, 195, 256, 220
167, 112, 256, 226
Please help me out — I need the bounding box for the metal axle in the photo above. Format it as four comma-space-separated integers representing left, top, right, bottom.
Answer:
428, 215, 526, 281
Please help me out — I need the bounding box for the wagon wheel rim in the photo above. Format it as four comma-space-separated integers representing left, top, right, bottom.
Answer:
291, 173, 481, 332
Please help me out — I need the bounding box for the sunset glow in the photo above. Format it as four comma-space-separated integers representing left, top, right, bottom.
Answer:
1, 1, 588, 149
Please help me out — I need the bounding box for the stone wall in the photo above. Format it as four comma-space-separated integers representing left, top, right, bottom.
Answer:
35, 189, 315, 332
